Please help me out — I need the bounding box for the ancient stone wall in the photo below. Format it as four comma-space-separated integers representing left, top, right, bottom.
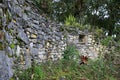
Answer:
0, 0, 106, 79
0, 0, 67, 79
67, 31, 106, 59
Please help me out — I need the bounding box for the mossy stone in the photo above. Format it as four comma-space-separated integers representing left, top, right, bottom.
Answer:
0, 42, 4, 50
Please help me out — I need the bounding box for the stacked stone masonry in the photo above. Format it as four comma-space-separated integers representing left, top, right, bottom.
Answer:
0, 0, 106, 79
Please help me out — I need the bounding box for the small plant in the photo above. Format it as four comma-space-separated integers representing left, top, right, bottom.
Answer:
94, 28, 103, 37
104, 46, 120, 79
64, 15, 93, 31
79, 58, 116, 80
63, 44, 79, 61
101, 36, 112, 46
80, 55, 88, 65
82, 24, 92, 30
10, 43, 15, 49
33, 66, 45, 80
65, 15, 80, 27
13, 65, 45, 80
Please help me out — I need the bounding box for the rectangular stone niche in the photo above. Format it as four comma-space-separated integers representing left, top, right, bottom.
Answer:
79, 34, 87, 44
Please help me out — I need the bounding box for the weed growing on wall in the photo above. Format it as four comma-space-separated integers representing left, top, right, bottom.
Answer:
62, 44, 79, 61
13, 65, 45, 80
65, 15, 80, 27
64, 15, 94, 31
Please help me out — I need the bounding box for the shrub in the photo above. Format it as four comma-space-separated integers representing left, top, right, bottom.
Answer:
13, 65, 45, 80
12, 57, 117, 80
62, 44, 79, 61
101, 36, 113, 46
65, 15, 80, 27
32, 0, 76, 21
10, 43, 15, 49
64, 15, 93, 31
94, 28, 103, 37
33, 66, 45, 80
104, 46, 120, 79
32, 0, 53, 14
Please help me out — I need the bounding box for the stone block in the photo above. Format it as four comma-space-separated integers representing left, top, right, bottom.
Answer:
0, 31, 4, 41
30, 34, 37, 39
0, 51, 13, 80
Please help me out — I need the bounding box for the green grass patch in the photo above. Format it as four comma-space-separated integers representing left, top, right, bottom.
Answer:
12, 58, 117, 80
11, 44, 118, 80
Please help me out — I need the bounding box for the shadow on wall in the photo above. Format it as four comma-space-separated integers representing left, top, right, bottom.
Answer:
79, 34, 86, 44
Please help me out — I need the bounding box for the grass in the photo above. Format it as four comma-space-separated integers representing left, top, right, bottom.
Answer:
11, 45, 119, 80
12, 58, 117, 80
9, 39, 120, 80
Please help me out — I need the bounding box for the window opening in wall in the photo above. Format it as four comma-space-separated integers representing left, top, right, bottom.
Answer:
79, 34, 85, 43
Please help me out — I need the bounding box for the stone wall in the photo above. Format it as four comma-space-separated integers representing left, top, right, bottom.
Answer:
67, 30, 106, 59
0, 51, 13, 80
0, 0, 106, 79
1, 0, 67, 65
0, 0, 67, 79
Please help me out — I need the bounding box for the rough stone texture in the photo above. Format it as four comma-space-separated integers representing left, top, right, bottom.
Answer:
67, 33, 104, 59
0, 51, 13, 80
17, 28, 29, 44
0, 0, 107, 79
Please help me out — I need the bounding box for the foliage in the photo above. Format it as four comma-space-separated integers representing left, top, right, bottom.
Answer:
32, 0, 120, 37
17, 68, 32, 80
32, 0, 80, 21
113, 26, 120, 41
10, 0, 120, 80
10, 43, 15, 49
104, 47, 120, 79
32, 0, 53, 14
12, 41, 119, 79
13, 65, 45, 80
85, 0, 120, 35
101, 36, 112, 46
33, 66, 45, 80
80, 59, 115, 80
94, 27, 103, 38
63, 44, 79, 61
65, 15, 80, 27
13, 57, 117, 80
51, 1, 73, 21
79, 24, 92, 30
64, 15, 93, 31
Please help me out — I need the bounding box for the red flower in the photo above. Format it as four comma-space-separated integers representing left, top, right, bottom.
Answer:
80, 55, 88, 64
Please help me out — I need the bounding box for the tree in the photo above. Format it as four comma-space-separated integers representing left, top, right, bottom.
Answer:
85, 0, 120, 35
32, 0, 120, 36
